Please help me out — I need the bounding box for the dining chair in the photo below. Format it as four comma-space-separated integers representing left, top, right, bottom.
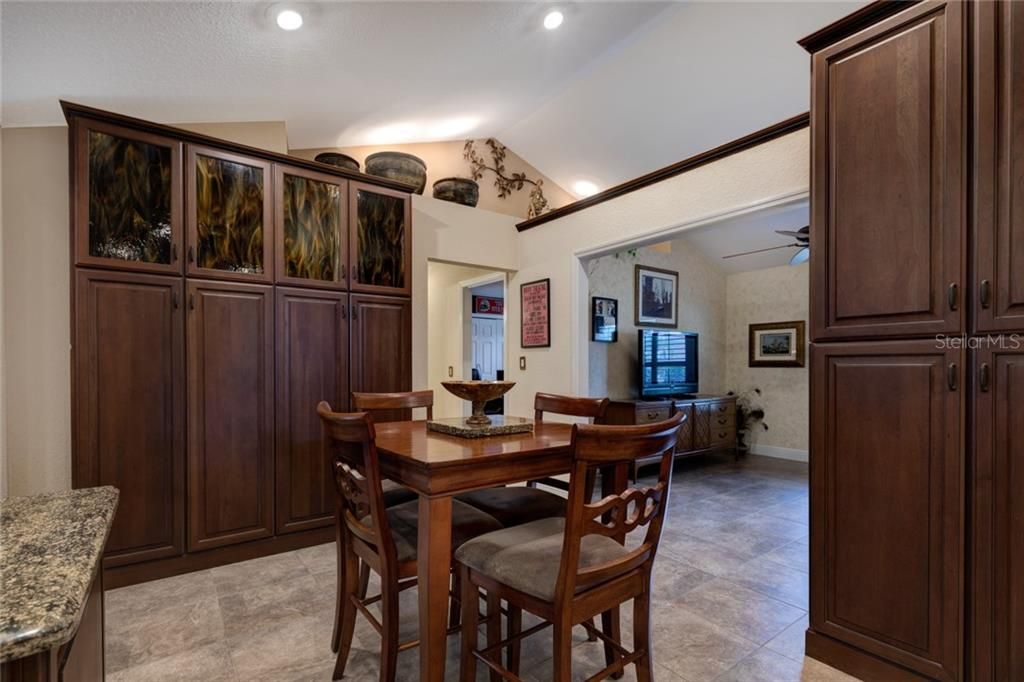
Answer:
455, 411, 686, 682
455, 393, 609, 527
317, 402, 503, 681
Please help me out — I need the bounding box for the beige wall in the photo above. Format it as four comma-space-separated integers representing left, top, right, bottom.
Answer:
427, 262, 504, 418
724, 263, 809, 460
291, 139, 574, 220
502, 129, 810, 421
176, 121, 289, 155
0, 129, 6, 498
587, 240, 726, 399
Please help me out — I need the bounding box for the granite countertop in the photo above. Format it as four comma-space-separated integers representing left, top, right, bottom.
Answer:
0, 486, 118, 663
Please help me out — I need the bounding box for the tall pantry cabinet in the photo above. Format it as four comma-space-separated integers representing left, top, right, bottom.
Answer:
66, 102, 414, 586
801, 1, 1023, 680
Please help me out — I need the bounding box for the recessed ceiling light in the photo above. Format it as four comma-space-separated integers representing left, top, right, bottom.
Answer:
276, 8, 303, 30
573, 180, 599, 197
543, 10, 564, 30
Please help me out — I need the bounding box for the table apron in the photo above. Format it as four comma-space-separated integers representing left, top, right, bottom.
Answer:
377, 450, 573, 497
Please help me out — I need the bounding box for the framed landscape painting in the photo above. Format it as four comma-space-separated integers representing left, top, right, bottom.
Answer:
748, 321, 806, 367
634, 265, 678, 328
520, 278, 550, 348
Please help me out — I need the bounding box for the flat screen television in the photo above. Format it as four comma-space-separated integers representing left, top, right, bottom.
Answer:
638, 330, 698, 398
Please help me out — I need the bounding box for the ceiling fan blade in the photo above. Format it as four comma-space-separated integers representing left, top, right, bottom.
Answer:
723, 243, 799, 259
775, 226, 810, 243
789, 247, 810, 266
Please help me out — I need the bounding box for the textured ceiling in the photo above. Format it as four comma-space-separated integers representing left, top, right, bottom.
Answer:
0, 1, 669, 151
2, 1, 865, 197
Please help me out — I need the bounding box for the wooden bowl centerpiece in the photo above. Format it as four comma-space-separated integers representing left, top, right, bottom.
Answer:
441, 380, 515, 425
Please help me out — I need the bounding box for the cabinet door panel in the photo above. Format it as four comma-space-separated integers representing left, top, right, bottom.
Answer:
74, 270, 184, 566
186, 146, 273, 283
350, 294, 411, 422
187, 280, 274, 550
972, 345, 1024, 681
974, 1, 1024, 333
691, 402, 711, 450
810, 341, 962, 680
275, 165, 348, 289
349, 183, 411, 296
276, 287, 348, 534
72, 118, 183, 275
810, 1, 964, 340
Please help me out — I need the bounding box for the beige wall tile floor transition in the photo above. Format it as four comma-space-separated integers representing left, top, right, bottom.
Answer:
104, 455, 858, 681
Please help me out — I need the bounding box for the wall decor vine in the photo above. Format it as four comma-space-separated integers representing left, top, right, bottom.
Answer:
463, 139, 549, 218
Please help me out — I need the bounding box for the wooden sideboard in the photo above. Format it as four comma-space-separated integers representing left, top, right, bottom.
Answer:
606, 395, 737, 465
65, 102, 415, 587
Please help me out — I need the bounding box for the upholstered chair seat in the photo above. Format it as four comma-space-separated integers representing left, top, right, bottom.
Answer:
454, 486, 567, 527
454, 517, 627, 601
380, 479, 418, 507
364, 499, 502, 563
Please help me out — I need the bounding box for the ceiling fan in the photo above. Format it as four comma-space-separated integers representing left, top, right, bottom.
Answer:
723, 226, 809, 266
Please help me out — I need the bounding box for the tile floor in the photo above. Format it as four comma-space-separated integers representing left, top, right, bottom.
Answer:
104, 454, 857, 681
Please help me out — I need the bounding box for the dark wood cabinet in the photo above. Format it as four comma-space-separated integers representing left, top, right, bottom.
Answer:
73, 270, 184, 566
186, 280, 275, 551
186, 145, 273, 283
349, 182, 412, 296
350, 293, 412, 421
973, 0, 1024, 334
808, 0, 965, 341
71, 118, 183, 275
67, 104, 413, 587
808, 340, 963, 681
605, 396, 735, 463
971, 345, 1024, 682
275, 287, 348, 534
274, 164, 348, 290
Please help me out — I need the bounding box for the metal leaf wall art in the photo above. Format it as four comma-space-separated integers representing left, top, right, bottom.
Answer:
88, 131, 173, 263
195, 155, 265, 274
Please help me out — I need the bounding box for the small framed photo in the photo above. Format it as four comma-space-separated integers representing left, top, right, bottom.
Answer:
591, 297, 618, 343
634, 265, 678, 328
520, 278, 550, 348
748, 321, 806, 367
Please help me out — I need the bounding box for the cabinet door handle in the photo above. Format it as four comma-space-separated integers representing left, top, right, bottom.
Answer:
341, 304, 347, 320
172, 291, 179, 309
189, 293, 195, 311
979, 362, 991, 392
187, 245, 195, 263
948, 363, 958, 391
352, 305, 358, 320
172, 244, 178, 262
341, 264, 347, 281
947, 283, 959, 311
980, 279, 992, 309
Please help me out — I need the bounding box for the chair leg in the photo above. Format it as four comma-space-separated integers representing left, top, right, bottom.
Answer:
507, 604, 522, 676
332, 527, 346, 654
332, 542, 359, 680
358, 561, 371, 600
379, 575, 400, 682
586, 617, 599, 642
449, 569, 462, 629
552, 619, 574, 682
633, 591, 653, 682
459, 566, 479, 682
601, 606, 624, 679
485, 592, 502, 682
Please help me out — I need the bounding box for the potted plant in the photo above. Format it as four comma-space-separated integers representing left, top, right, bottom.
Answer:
727, 387, 768, 454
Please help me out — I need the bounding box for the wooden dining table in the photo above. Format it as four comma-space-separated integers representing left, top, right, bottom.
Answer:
372, 418, 600, 682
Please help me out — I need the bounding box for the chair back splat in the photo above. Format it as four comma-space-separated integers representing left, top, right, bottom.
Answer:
352, 389, 434, 422
556, 411, 686, 605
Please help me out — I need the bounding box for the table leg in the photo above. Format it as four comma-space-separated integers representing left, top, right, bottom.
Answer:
418, 494, 453, 682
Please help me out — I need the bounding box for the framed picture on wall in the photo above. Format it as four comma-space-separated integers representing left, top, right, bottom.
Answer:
520, 278, 551, 348
748, 321, 805, 367
591, 296, 618, 343
634, 265, 678, 328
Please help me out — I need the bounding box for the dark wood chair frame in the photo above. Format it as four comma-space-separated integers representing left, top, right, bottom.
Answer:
352, 389, 434, 420
458, 412, 686, 682
318, 402, 469, 681
526, 392, 609, 493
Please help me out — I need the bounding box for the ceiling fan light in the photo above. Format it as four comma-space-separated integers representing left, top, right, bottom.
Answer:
790, 247, 810, 266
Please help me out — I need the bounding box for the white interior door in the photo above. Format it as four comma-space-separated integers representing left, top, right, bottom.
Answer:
471, 316, 504, 380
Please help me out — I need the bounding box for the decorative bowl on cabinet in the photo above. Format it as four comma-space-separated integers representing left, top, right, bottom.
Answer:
365, 152, 427, 194
432, 177, 479, 207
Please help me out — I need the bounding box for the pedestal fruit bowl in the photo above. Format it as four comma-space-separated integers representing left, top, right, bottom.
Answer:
441, 380, 515, 426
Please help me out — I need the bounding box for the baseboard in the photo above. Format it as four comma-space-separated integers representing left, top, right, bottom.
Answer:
750, 444, 809, 462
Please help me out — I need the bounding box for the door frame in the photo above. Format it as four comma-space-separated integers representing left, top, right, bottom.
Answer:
459, 271, 508, 414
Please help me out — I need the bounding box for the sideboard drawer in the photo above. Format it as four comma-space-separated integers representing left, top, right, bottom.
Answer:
635, 404, 671, 424
710, 424, 737, 447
